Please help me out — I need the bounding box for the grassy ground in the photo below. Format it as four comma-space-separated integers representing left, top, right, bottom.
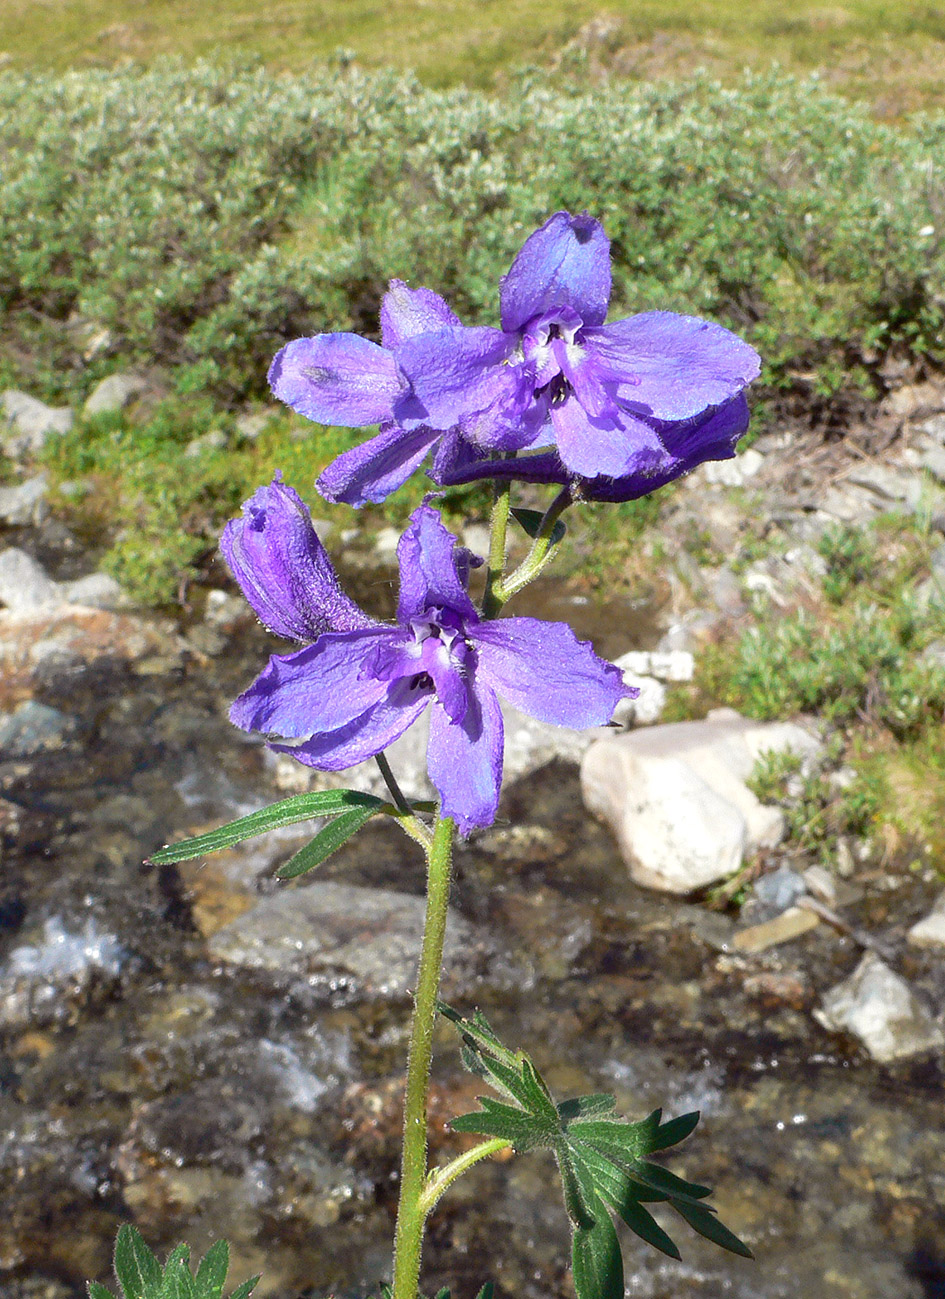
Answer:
3, 0, 945, 112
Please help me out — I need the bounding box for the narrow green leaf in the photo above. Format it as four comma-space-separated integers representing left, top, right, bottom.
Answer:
114, 1226, 163, 1299
557, 1144, 600, 1230
571, 1210, 624, 1299
672, 1200, 754, 1259
510, 507, 567, 546
617, 1200, 682, 1260
194, 1241, 228, 1299
275, 803, 381, 877
88, 1284, 115, 1299
149, 790, 384, 864
227, 1278, 260, 1299
473, 1285, 494, 1299
433, 1289, 452, 1299
651, 1110, 701, 1151
450, 1102, 550, 1149
520, 1058, 558, 1121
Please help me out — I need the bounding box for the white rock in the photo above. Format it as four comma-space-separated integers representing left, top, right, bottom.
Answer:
613, 673, 666, 726
184, 429, 227, 457
0, 548, 63, 615
920, 445, 945, 484
2, 391, 73, 457
815, 951, 944, 1063
373, 526, 401, 559
0, 474, 48, 526
907, 893, 945, 949
83, 373, 148, 417
613, 649, 694, 682
702, 448, 764, 487
580, 709, 821, 894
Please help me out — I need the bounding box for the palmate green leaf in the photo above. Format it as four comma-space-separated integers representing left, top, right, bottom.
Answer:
148, 790, 385, 865
276, 803, 382, 877
510, 507, 567, 546
440, 1002, 753, 1277
95, 1229, 258, 1299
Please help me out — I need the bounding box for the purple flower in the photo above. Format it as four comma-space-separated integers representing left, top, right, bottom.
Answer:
223, 482, 632, 834
269, 280, 460, 508
395, 211, 761, 481
430, 393, 752, 501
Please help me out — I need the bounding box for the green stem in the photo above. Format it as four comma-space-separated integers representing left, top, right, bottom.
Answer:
481, 476, 513, 620
493, 486, 573, 608
391, 814, 456, 1299
376, 753, 433, 849
418, 1139, 511, 1217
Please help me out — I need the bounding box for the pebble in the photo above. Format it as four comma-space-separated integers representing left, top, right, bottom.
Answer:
815, 951, 945, 1063
0, 475, 48, 527
702, 447, 764, 487
0, 701, 76, 757
612, 648, 694, 682
184, 429, 227, 457
0, 548, 63, 615
82, 373, 148, 418
733, 906, 821, 954
907, 893, 945, 949
1, 391, 73, 457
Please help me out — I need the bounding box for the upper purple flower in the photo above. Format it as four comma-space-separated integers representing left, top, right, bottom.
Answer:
268, 212, 760, 504
223, 481, 632, 834
394, 211, 761, 481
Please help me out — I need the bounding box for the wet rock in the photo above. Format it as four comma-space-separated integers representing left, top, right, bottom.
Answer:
733, 906, 821, 954
0, 606, 184, 705
0, 548, 63, 615
0, 475, 49, 526
207, 882, 492, 1001
0, 916, 126, 1030
82, 373, 148, 417
580, 708, 822, 893
907, 892, 945, 949
1, 391, 73, 457
815, 951, 945, 1063
753, 864, 808, 912
0, 700, 76, 757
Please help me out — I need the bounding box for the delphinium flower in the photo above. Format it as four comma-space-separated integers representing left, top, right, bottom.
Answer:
269, 211, 760, 502
222, 478, 632, 835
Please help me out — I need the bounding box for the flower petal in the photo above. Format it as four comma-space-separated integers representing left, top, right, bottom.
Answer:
272, 686, 431, 772
551, 395, 666, 478
500, 211, 611, 334
316, 422, 442, 507
474, 617, 631, 728
394, 326, 516, 431
396, 504, 479, 624
427, 678, 504, 835
587, 312, 761, 422
380, 279, 462, 349
269, 333, 402, 427
229, 629, 398, 737
221, 475, 372, 639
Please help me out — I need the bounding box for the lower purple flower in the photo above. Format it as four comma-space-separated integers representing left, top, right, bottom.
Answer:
224, 483, 633, 834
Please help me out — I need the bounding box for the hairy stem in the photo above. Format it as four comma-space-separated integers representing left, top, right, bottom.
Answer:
494, 486, 573, 606
481, 476, 513, 620
418, 1139, 511, 1217
391, 814, 456, 1299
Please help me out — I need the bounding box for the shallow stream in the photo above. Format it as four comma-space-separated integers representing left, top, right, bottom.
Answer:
0, 570, 943, 1299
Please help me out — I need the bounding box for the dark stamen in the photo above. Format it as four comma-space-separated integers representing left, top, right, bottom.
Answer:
535, 372, 572, 408
410, 672, 433, 691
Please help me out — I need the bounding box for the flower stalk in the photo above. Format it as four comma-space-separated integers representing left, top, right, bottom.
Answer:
391, 814, 456, 1299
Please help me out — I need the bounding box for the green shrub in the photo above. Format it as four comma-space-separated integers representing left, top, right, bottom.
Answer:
1, 62, 944, 405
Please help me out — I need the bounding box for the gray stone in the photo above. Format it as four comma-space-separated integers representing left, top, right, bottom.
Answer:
920, 445, 945, 484
235, 409, 278, 440
580, 709, 822, 894
612, 673, 666, 726
207, 882, 488, 1000
907, 893, 945, 949
0, 474, 48, 526
82, 373, 148, 418
0, 915, 126, 1030
754, 865, 808, 911
846, 463, 923, 508
815, 951, 944, 1063
918, 413, 945, 444
0, 548, 63, 615
1, 391, 73, 457
0, 700, 76, 757
59, 571, 127, 610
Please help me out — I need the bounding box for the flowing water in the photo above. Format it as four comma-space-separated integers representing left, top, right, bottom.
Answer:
0, 571, 943, 1299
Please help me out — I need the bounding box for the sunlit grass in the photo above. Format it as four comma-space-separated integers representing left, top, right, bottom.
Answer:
3, 0, 945, 110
